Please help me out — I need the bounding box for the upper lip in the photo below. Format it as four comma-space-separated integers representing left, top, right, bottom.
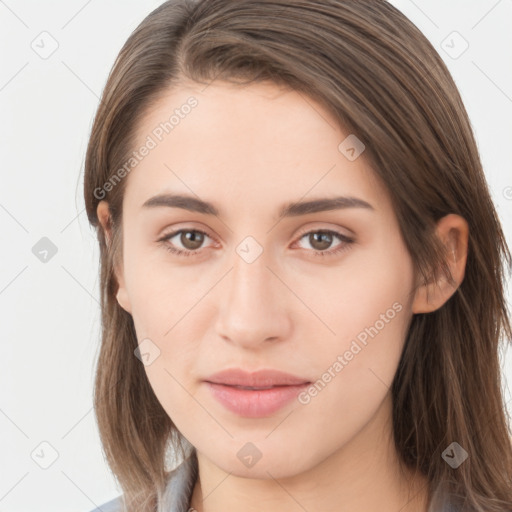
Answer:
205, 368, 310, 387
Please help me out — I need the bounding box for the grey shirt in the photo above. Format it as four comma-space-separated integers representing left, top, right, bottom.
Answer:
89, 452, 198, 512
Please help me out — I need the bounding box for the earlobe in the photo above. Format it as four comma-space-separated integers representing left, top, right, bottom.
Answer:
116, 286, 132, 314
96, 200, 132, 314
96, 200, 113, 246
412, 214, 468, 314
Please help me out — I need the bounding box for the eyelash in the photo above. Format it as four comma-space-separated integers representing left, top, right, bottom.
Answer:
158, 228, 354, 258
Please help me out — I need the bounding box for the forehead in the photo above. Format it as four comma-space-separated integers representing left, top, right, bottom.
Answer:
123, 79, 388, 217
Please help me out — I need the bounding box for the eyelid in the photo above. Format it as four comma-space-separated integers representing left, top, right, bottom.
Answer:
159, 222, 217, 240
293, 223, 353, 240
158, 226, 218, 248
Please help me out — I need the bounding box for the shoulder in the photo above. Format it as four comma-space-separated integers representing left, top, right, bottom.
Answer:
427, 481, 467, 512
86, 451, 198, 512
88, 495, 123, 512
161, 450, 199, 511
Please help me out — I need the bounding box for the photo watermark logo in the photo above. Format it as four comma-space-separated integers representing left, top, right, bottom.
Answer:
94, 96, 199, 200
298, 301, 403, 405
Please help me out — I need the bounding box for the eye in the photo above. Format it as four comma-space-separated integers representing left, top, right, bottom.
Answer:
293, 229, 354, 257
158, 227, 354, 259
158, 228, 215, 257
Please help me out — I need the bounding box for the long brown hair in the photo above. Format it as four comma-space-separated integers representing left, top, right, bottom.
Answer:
83, 1, 512, 510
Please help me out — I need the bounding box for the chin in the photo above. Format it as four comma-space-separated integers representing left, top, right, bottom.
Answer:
204, 441, 319, 480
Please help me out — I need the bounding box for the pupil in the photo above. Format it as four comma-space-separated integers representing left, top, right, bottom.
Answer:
311, 232, 332, 250
182, 231, 204, 250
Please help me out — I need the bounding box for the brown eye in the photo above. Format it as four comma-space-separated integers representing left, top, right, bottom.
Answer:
178, 230, 205, 250
294, 229, 354, 258
158, 228, 214, 257
308, 231, 334, 251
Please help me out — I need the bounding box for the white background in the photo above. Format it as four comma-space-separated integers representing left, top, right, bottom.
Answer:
1, 1, 511, 511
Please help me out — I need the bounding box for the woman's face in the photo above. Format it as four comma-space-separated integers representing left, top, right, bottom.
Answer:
107, 79, 420, 478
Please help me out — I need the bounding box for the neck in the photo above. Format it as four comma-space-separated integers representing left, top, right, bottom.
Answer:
189, 393, 430, 512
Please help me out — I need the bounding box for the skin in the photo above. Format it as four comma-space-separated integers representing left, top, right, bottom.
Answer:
97, 79, 468, 512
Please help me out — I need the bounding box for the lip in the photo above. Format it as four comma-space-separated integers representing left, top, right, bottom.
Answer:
204, 368, 310, 418
205, 368, 310, 387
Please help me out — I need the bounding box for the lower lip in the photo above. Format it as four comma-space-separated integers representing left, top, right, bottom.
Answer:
205, 382, 309, 418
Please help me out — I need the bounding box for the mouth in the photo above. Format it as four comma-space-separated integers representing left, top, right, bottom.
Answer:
204, 368, 310, 388
204, 379, 310, 418
219, 384, 287, 390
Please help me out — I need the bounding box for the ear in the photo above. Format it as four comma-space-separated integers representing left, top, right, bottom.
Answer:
412, 213, 468, 314
96, 200, 132, 314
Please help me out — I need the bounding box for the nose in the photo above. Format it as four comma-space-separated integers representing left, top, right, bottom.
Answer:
213, 247, 292, 349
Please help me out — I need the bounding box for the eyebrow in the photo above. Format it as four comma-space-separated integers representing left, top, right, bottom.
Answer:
141, 193, 375, 218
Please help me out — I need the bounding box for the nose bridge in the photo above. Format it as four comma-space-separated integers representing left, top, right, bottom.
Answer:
229, 246, 271, 304
226, 243, 275, 316
214, 240, 290, 346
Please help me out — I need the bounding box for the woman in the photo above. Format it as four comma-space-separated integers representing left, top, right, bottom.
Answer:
84, 1, 512, 511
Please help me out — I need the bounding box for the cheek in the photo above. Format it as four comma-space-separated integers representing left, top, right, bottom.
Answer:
121, 252, 207, 416
122, 238, 202, 335
292, 288, 409, 454
298, 236, 413, 350
134, 307, 203, 426
297, 241, 413, 409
